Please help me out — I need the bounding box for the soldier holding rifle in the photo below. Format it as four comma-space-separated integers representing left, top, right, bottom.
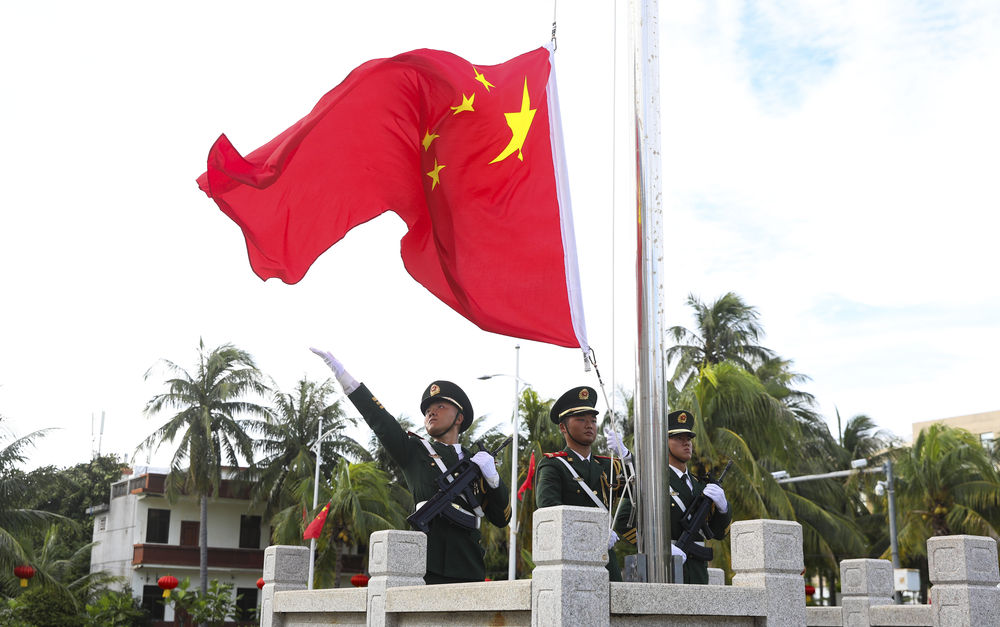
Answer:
311, 348, 511, 584
616, 409, 732, 584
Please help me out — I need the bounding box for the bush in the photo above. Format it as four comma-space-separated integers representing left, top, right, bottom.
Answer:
85, 587, 151, 627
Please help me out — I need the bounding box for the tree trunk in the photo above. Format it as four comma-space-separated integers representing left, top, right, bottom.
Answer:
334, 541, 343, 588
200, 493, 208, 627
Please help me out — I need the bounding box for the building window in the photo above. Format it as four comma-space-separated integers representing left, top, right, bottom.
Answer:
239, 515, 262, 549
146, 508, 170, 544
111, 482, 127, 498
235, 587, 259, 620
141, 584, 166, 620
98, 516, 107, 532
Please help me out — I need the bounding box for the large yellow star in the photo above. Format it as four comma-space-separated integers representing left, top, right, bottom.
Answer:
422, 130, 439, 151
426, 159, 445, 190
451, 93, 475, 115
490, 79, 536, 163
473, 67, 494, 91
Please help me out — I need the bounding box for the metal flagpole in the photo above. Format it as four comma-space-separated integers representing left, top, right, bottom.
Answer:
631, 0, 671, 583
308, 416, 322, 590
508, 345, 521, 581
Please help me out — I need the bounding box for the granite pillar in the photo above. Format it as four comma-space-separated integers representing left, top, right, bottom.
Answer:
840, 558, 893, 626
367, 529, 426, 627
260, 545, 309, 627
927, 534, 1000, 627
730, 519, 804, 626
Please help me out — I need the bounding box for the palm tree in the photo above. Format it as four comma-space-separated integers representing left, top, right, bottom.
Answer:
666, 292, 775, 388
0, 424, 64, 592
315, 460, 409, 587
140, 340, 268, 596
247, 378, 369, 522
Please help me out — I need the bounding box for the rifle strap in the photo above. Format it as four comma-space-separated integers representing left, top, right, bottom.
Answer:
555, 457, 607, 511
417, 437, 485, 518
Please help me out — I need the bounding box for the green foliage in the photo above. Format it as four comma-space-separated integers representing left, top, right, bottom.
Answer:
6, 584, 80, 626
169, 577, 239, 626
84, 587, 151, 627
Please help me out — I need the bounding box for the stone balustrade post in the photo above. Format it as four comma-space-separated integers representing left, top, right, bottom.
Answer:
927, 535, 1000, 626
260, 545, 309, 627
840, 559, 893, 625
531, 505, 610, 627
366, 529, 426, 627
730, 519, 804, 625
708, 567, 725, 585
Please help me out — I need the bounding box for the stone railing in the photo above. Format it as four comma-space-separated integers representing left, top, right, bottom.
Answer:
259, 506, 999, 627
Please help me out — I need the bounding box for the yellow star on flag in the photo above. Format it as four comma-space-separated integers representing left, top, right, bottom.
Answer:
473, 67, 494, 91
422, 130, 439, 151
490, 79, 536, 163
451, 93, 475, 115
426, 159, 445, 189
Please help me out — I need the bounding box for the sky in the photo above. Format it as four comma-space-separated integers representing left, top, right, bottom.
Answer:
2, 1, 998, 471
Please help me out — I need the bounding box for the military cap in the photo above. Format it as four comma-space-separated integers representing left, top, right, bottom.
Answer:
420, 380, 474, 432
549, 386, 599, 424
668, 409, 696, 437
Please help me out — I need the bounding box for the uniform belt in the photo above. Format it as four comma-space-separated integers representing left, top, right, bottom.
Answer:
415, 501, 481, 529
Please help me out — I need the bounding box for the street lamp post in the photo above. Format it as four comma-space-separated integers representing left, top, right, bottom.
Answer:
478, 345, 529, 581
307, 416, 347, 590
775, 458, 903, 605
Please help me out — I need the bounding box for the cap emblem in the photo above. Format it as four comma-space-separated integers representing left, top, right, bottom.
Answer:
579, 389, 590, 400
678, 412, 688, 423
429, 384, 440, 396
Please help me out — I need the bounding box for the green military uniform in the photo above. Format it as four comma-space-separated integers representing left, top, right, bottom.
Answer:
534, 448, 626, 581
348, 382, 511, 583
614, 409, 732, 584
534, 386, 627, 582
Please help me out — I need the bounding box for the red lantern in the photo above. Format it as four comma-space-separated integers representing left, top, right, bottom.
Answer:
256, 577, 265, 590
158, 575, 179, 598
350, 573, 370, 587
805, 584, 816, 596
13, 565, 35, 588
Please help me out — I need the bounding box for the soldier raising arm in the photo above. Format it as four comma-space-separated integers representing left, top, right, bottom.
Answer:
311, 348, 511, 584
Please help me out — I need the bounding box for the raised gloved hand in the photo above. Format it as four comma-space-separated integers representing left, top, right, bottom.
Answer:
471, 451, 500, 488
309, 348, 360, 395
604, 427, 631, 461
671, 542, 687, 564
702, 483, 728, 513
608, 529, 620, 551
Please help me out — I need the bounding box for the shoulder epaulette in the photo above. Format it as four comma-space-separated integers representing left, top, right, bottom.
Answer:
406, 431, 424, 439
543, 451, 568, 458
595, 455, 612, 460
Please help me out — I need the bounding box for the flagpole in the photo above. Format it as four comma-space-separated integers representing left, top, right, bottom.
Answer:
631, 0, 671, 583
507, 344, 520, 581
309, 416, 322, 590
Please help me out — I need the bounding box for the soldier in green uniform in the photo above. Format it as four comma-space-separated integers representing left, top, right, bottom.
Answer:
534, 386, 630, 581
615, 409, 731, 584
311, 348, 511, 584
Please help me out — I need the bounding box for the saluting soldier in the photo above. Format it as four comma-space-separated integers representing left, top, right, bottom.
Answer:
311, 348, 511, 584
615, 409, 731, 584
534, 386, 630, 581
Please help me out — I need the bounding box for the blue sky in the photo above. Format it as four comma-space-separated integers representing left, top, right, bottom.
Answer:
1, 0, 998, 469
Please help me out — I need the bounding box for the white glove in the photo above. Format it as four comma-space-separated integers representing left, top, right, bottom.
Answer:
608, 529, 619, 551
702, 483, 728, 513
671, 542, 687, 564
604, 427, 631, 461
471, 451, 500, 488
309, 348, 360, 395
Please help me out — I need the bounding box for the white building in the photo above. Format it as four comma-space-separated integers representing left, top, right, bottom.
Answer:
89, 466, 266, 623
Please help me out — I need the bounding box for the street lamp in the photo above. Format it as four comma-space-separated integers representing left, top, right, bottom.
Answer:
477, 344, 531, 582
774, 458, 902, 604
307, 416, 347, 590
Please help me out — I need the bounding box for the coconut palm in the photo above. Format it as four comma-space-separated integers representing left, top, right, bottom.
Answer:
140, 340, 268, 595
666, 292, 776, 388
247, 378, 369, 521
0, 424, 65, 592
315, 460, 409, 587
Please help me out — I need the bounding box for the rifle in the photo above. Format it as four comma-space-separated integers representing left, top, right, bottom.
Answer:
407, 435, 513, 533
675, 460, 733, 562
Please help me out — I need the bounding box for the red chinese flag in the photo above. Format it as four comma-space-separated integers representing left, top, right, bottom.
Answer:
198, 46, 587, 350
303, 502, 331, 540
517, 451, 536, 502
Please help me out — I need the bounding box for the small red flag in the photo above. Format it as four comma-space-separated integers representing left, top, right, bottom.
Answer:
517, 452, 536, 502
303, 502, 331, 540
198, 46, 588, 351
